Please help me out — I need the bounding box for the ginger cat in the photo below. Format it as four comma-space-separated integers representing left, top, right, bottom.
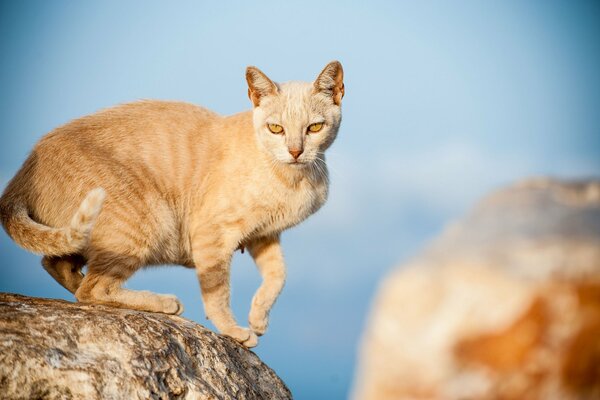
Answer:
0, 61, 344, 347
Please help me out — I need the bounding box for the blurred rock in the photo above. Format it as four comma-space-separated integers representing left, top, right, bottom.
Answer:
353, 178, 600, 400
0, 293, 291, 400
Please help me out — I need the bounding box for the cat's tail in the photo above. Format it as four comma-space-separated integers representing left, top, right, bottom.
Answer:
0, 188, 106, 256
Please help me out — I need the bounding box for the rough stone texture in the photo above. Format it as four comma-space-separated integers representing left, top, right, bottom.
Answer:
0, 293, 292, 400
353, 178, 600, 400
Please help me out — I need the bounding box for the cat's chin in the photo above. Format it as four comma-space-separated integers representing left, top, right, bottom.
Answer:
274, 157, 309, 167
285, 161, 309, 168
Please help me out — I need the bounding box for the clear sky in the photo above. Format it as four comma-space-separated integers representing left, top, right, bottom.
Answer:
1, 1, 599, 398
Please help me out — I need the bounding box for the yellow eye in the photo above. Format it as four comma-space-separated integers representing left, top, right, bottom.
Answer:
268, 124, 284, 134
308, 123, 323, 133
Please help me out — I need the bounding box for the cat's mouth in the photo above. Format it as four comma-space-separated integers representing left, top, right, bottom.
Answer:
286, 159, 309, 167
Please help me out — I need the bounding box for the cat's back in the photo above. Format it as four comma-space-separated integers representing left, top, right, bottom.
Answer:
38, 100, 220, 150
5, 100, 222, 228
29, 100, 222, 192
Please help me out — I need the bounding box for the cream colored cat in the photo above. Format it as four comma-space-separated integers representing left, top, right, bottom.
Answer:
0, 61, 344, 347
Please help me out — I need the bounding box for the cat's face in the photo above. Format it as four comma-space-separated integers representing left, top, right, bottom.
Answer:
246, 61, 344, 167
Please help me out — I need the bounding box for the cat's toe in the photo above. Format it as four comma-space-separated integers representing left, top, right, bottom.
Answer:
161, 295, 184, 315
222, 326, 258, 348
243, 332, 259, 348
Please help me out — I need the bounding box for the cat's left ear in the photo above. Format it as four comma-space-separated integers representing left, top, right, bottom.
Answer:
314, 61, 344, 106
246, 66, 278, 107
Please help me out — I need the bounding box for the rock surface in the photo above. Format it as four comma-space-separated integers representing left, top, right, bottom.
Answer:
353, 178, 600, 400
0, 293, 292, 400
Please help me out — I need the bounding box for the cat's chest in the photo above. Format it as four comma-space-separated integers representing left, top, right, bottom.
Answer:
250, 178, 327, 237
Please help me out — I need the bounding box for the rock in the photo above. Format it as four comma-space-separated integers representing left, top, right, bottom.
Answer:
353, 178, 600, 400
0, 293, 292, 400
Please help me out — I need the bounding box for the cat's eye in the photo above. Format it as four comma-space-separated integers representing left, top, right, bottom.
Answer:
308, 123, 323, 133
268, 124, 284, 134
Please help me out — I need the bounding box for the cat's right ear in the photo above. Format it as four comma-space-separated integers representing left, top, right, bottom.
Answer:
246, 66, 278, 107
314, 61, 344, 106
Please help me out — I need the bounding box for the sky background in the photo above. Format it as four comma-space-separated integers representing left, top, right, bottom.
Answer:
1, 1, 599, 399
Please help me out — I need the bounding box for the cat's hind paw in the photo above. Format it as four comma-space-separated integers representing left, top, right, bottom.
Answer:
160, 294, 184, 315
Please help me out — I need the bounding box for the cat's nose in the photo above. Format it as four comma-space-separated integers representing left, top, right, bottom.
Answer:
289, 148, 303, 159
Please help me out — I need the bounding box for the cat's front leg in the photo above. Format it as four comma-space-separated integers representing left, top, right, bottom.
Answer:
247, 235, 286, 336
192, 228, 258, 348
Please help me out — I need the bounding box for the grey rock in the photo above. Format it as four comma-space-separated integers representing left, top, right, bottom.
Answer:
0, 293, 292, 400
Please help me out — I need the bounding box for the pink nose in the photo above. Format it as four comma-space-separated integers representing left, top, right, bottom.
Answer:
289, 149, 303, 159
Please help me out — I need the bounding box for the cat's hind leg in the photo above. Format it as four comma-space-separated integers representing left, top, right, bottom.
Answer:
75, 252, 183, 315
247, 236, 286, 336
42, 254, 86, 294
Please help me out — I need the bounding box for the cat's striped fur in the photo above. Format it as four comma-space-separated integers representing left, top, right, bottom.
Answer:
0, 61, 344, 347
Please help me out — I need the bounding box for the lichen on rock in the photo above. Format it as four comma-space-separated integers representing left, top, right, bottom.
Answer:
0, 293, 292, 400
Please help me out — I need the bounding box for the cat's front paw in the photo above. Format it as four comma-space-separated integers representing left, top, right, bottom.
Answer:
222, 326, 259, 348
249, 309, 269, 336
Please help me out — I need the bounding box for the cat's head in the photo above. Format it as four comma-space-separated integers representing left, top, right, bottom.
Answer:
246, 61, 344, 167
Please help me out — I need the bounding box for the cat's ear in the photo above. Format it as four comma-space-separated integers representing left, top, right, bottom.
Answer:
313, 61, 344, 106
246, 66, 278, 107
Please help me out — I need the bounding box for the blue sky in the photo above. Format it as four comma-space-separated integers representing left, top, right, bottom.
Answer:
1, 1, 599, 398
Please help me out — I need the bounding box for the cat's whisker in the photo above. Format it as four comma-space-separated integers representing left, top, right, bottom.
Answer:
315, 153, 346, 185
309, 162, 322, 183
313, 155, 329, 176
311, 158, 329, 186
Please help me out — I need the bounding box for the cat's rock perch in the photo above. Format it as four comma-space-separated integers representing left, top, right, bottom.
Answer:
0, 293, 292, 400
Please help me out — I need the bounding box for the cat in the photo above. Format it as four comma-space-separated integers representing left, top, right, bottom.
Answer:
0, 61, 344, 347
